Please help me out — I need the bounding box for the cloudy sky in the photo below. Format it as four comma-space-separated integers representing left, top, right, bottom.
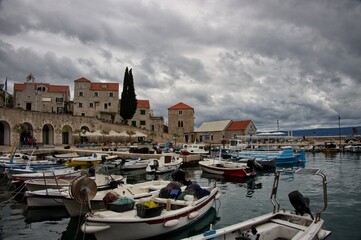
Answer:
1, 0, 360, 131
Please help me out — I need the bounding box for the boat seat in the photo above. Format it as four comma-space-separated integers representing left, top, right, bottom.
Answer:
270, 218, 308, 231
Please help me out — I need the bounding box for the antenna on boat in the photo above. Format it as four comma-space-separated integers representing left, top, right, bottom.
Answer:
69, 175, 97, 211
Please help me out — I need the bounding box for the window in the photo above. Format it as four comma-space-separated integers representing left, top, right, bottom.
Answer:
131, 121, 137, 127
109, 92, 114, 97
57, 107, 63, 113
94, 92, 99, 97
81, 113, 85, 116
178, 110, 183, 115
79, 92, 84, 97
104, 103, 108, 109
78, 102, 83, 108
140, 120, 146, 126
56, 97, 63, 103
151, 125, 155, 131
89, 103, 94, 108
178, 121, 183, 128
140, 110, 146, 115
108, 102, 111, 106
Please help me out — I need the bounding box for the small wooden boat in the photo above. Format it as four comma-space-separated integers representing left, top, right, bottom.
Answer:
81, 182, 220, 240
145, 155, 183, 174
185, 168, 331, 240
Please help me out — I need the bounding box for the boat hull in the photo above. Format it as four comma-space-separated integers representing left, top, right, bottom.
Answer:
82, 188, 219, 240
199, 160, 255, 178
185, 211, 331, 240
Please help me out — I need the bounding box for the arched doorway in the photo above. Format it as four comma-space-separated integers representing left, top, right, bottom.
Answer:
42, 124, 54, 145
14, 122, 34, 146
0, 121, 11, 145
62, 125, 72, 144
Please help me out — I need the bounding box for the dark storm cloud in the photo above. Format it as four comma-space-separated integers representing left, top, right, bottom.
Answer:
0, 0, 360, 130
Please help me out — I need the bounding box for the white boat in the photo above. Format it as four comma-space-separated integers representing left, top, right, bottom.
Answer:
25, 173, 126, 208
199, 158, 256, 178
24, 166, 125, 191
180, 143, 209, 155
65, 152, 119, 167
0, 152, 37, 163
10, 167, 82, 182
228, 138, 247, 150
145, 155, 183, 174
63, 179, 172, 217
104, 157, 150, 170
185, 168, 331, 240
81, 182, 221, 240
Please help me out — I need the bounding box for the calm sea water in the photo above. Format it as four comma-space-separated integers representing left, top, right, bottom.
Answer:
0, 152, 360, 240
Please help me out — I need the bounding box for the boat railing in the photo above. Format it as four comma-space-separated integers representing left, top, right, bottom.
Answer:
270, 168, 328, 223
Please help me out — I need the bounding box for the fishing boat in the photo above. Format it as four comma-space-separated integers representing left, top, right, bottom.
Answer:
25, 173, 126, 208
199, 157, 256, 178
180, 143, 209, 155
64, 152, 119, 167
80, 181, 220, 240
145, 155, 183, 174
185, 168, 331, 240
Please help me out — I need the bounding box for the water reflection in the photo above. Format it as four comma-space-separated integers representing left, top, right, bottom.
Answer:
25, 206, 69, 223
200, 171, 262, 198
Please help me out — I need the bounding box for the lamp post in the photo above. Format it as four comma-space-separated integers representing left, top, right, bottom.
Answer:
338, 115, 341, 147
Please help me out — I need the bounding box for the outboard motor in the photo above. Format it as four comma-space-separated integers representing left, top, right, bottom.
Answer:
288, 190, 314, 220
247, 159, 255, 171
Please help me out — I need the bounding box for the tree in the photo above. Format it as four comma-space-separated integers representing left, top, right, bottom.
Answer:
119, 67, 137, 125
126, 130, 135, 142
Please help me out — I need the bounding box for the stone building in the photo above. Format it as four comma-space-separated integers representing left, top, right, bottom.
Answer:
168, 102, 194, 143
73, 77, 119, 118
130, 100, 164, 132
13, 74, 70, 113
195, 119, 257, 144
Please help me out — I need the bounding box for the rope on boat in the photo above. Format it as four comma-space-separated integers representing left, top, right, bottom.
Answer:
0, 182, 27, 206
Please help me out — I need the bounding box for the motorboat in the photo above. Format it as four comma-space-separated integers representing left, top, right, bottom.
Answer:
104, 157, 150, 170
65, 152, 119, 167
145, 155, 183, 174
180, 143, 209, 155
185, 168, 331, 240
81, 181, 221, 240
199, 158, 256, 178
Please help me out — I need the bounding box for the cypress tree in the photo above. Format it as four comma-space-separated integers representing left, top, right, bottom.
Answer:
119, 67, 137, 124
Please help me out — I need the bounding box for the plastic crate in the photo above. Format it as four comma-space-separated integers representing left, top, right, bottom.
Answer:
136, 204, 163, 218
107, 201, 135, 212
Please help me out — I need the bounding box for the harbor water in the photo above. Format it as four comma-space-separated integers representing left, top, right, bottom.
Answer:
0, 152, 361, 240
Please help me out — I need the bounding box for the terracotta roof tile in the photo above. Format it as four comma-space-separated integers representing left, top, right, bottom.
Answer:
14, 83, 69, 93
74, 77, 91, 82
90, 82, 119, 91
137, 100, 150, 109
168, 102, 193, 110
226, 120, 252, 131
